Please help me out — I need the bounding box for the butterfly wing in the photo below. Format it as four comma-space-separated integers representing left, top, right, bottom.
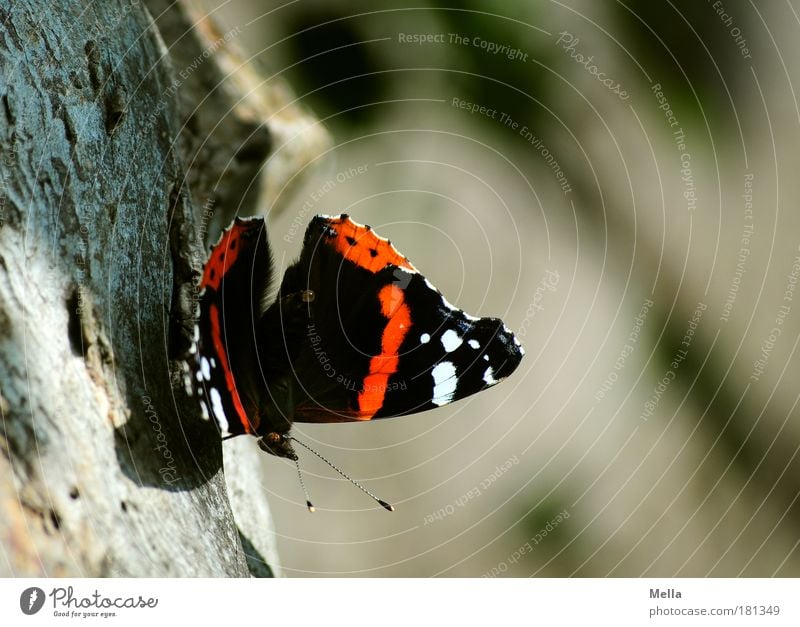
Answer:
275, 214, 524, 423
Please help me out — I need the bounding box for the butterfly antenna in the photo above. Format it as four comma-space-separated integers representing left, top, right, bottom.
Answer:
287, 436, 395, 512
294, 456, 316, 512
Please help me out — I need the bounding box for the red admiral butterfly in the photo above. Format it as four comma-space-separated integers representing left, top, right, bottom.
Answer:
186, 214, 523, 506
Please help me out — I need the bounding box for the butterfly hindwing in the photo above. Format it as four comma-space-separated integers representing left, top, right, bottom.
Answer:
191, 217, 273, 436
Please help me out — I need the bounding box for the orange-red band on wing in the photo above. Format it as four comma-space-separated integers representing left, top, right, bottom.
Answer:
323, 215, 416, 274
209, 303, 254, 433
356, 284, 412, 419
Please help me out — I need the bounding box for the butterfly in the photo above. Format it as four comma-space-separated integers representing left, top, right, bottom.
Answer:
187, 214, 523, 477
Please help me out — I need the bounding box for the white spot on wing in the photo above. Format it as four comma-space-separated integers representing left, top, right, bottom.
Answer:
420, 333, 431, 344
199, 400, 210, 421
209, 387, 229, 433
184, 373, 193, 396
200, 357, 211, 381
483, 354, 490, 361
483, 366, 498, 385
441, 329, 463, 352
432, 361, 458, 406
468, 339, 480, 349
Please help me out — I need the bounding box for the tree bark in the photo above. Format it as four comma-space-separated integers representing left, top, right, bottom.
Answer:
0, 0, 327, 576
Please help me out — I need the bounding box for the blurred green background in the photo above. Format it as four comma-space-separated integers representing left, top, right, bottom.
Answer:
204, 0, 800, 576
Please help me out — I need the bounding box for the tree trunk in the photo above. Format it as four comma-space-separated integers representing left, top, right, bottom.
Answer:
0, 0, 327, 576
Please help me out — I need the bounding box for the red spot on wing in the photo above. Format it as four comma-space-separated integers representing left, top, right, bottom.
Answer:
209, 303, 255, 433
323, 215, 416, 274
356, 284, 412, 419
201, 222, 253, 291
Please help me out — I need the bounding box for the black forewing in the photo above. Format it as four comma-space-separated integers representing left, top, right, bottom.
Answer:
274, 217, 523, 423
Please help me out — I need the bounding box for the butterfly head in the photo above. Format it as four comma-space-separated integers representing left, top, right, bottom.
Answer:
257, 431, 297, 460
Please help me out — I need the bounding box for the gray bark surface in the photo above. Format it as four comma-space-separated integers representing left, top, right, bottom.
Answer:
0, 0, 326, 577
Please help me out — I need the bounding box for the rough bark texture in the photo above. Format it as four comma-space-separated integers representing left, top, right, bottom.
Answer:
0, 0, 327, 576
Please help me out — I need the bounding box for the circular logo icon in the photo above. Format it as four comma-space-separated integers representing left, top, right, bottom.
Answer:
19, 587, 45, 615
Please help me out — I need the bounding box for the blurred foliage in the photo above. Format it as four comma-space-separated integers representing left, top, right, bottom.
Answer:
273, 0, 553, 133
614, 1, 735, 118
